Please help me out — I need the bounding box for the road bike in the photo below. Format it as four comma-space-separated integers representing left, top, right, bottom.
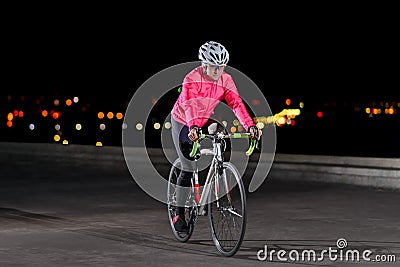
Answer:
167, 123, 258, 257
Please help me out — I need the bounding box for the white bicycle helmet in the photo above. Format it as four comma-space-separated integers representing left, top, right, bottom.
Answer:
198, 41, 229, 66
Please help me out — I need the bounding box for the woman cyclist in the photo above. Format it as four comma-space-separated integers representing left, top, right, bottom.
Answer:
170, 40, 262, 232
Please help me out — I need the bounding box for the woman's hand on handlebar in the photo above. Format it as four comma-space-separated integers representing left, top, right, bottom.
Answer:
188, 126, 200, 142
248, 125, 262, 141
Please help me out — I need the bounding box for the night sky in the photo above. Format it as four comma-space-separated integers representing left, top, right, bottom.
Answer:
3, 12, 398, 99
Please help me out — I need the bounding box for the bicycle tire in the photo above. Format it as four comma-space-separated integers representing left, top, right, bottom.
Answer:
208, 162, 247, 257
167, 158, 195, 242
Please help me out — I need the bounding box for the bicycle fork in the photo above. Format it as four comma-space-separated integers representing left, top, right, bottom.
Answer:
214, 164, 242, 219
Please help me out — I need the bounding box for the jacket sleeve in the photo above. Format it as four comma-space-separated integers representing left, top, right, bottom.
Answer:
180, 76, 200, 128
223, 77, 255, 131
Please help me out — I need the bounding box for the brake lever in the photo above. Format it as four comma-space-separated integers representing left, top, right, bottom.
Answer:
255, 138, 260, 150
253, 128, 261, 150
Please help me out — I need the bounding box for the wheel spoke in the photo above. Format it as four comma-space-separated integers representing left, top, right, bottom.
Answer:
226, 208, 242, 218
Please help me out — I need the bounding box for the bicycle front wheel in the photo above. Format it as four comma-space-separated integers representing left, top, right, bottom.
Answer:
208, 162, 247, 257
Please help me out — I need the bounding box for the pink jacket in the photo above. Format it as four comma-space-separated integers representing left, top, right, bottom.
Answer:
171, 66, 255, 131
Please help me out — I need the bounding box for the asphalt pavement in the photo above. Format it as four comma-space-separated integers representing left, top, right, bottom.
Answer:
0, 148, 399, 266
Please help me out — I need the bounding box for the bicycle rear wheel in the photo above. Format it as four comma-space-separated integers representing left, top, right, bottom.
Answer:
208, 162, 247, 257
167, 158, 195, 242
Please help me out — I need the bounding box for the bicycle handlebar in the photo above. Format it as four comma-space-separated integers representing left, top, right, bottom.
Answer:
189, 132, 258, 158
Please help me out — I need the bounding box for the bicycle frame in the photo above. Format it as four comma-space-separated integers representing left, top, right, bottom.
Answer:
192, 142, 220, 216
190, 131, 255, 216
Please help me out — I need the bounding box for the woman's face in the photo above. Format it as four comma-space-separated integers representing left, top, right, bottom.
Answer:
205, 65, 225, 81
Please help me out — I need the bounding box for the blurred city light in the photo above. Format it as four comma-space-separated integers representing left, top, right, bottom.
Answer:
52, 111, 60, 119
116, 112, 123, 119
136, 123, 143, 130
255, 108, 301, 126
1, 93, 399, 153
66, 99, 73, 106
